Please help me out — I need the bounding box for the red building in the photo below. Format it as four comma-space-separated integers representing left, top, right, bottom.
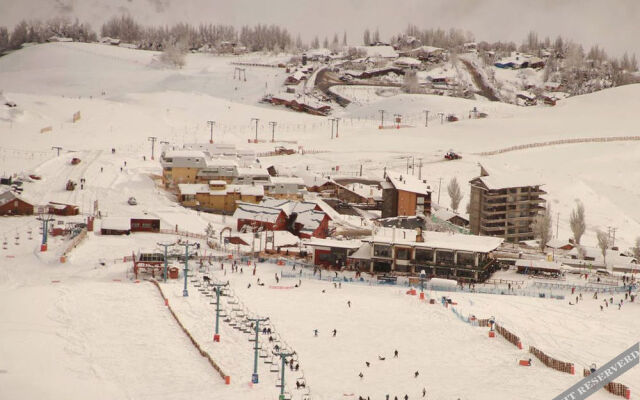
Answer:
0, 191, 34, 216
130, 217, 161, 232
234, 202, 288, 232
47, 201, 79, 216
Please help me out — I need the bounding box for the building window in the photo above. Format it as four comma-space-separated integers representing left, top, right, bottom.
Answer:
415, 248, 434, 263
374, 244, 392, 258
457, 252, 475, 267
435, 250, 454, 264
395, 247, 411, 260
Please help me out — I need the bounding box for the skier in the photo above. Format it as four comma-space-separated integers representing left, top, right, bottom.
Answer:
314, 329, 318, 337
348, 300, 351, 308
358, 372, 363, 379
332, 329, 337, 337
365, 361, 370, 367
422, 388, 426, 397
414, 371, 419, 378
394, 350, 398, 358
404, 395, 408, 400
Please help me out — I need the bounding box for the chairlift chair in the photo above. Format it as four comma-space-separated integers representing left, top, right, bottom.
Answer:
270, 360, 279, 372
281, 391, 292, 400
259, 349, 268, 358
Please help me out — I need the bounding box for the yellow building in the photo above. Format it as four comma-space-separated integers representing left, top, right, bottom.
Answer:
178, 181, 264, 214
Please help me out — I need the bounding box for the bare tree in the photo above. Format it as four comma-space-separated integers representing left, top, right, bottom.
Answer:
533, 205, 552, 252
159, 41, 187, 68
632, 236, 640, 261
569, 201, 586, 244
596, 229, 610, 266
402, 70, 420, 94
363, 28, 371, 46
447, 177, 463, 212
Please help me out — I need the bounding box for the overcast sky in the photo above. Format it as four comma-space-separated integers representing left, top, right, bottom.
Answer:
1, 0, 639, 57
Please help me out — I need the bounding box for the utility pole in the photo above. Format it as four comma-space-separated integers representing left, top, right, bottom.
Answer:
157, 242, 175, 282
251, 118, 260, 143
247, 316, 269, 383
424, 110, 429, 127
51, 146, 63, 157
438, 112, 444, 124
335, 117, 340, 138
269, 121, 277, 142
275, 350, 296, 399
210, 281, 229, 342
437, 177, 442, 204
207, 120, 215, 144
378, 109, 385, 129
178, 241, 197, 297
37, 214, 54, 252
329, 118, 335, 139
556, 212, 560, 239
418, 158, 423, 180
411, 156, 415, 175
148, 136, 158, 160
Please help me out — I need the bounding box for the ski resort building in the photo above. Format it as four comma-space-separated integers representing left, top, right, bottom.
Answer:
305, 239, 363, 268
469, 166, 546, 243
263, 176, 306, 200
0, 191, 34, 216
160, 150, 208, 188
177, 181, 264, 214
234, 198, 331, 238
352, 229, 503, 282
381, 175, 431, 218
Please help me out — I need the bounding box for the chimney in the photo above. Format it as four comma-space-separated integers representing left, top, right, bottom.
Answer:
415, 227, 424, 243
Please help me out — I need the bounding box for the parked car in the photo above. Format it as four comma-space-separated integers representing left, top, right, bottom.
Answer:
71, 157, 81, 165
128, 197, 137, 205
444, 150, 462, 160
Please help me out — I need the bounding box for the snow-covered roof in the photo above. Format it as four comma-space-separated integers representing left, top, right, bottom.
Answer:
417, 45, 444, 54
345, 183, 382, 200
226, 184, 264, 197
205, 158, 238, 167
305, 238, 362, 250
358, 45, 398, 58
237, 167, 269, 177
270, 176, 305, 186
515, 259, 567, 271
387, 175, 431, 194
349, 243, 372, 260
546, 238, 574, 249
306, 48, 332, 57
233, 202, 283, 223
178, 184, 209, 195
299, 174, 330, 188
474, 174, 544, 190
433, 208, 468, 223
163, 150, 207, 159
0, 190, 19, 207
394, 57, 422, 66
367, 229, 503, 253
100, 217, 130, 231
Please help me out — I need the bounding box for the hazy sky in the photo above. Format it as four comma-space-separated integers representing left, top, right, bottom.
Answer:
1, 0, 639, 57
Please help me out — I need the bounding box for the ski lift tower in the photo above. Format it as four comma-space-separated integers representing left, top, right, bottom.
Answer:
157, 241, 176, 282
247, 316, 269, 383
178, 241, 198, 297
210, 281, 229, 342
37, 214, 55, 252
275, 349, 296, 400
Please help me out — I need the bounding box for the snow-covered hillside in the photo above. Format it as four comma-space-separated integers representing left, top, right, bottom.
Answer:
1, 42, 639, 400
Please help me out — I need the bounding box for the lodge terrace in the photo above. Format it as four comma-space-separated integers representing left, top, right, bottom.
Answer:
357, 229, 503, 282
